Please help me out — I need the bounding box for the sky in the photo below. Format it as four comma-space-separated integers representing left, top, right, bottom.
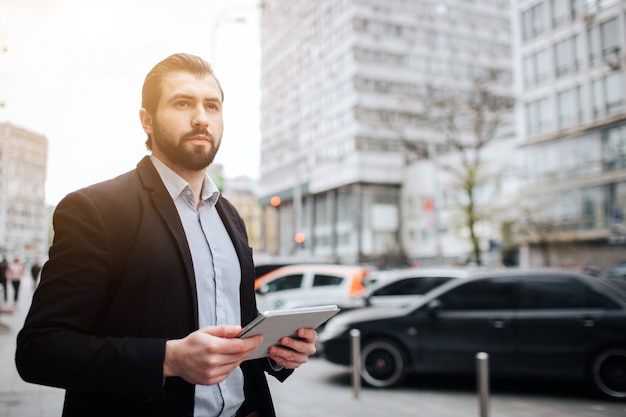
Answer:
0, 0, 262, 205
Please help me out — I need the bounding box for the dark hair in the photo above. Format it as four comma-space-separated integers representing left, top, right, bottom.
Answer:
141, 53, 224, 150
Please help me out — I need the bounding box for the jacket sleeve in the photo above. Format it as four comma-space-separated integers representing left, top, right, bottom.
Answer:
15, 190, 167, 401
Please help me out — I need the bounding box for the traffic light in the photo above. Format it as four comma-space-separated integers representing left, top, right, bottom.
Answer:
294, 232, 306, 248
270, 195, 281, 207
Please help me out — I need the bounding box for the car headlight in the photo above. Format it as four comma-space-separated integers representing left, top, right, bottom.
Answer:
318, 319, 349, 343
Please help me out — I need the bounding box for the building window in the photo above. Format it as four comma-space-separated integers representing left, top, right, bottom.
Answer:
588, 17, 620, 64
554, 35, 579, 77
593, 72, 625, 117
602, 123, 626, 171
584, 0, 620, 13
524, 48, 551, 86
592, 78, 603, 117
536, 48, 550, 84
522, 2, 546, 42
605, 72, 625, 115
551, 0, 576, 27
537, 97, 552, 134
600, 17, 620, 57
523, 56, 533, 87
525, 96, 553, 137
557, 86, 581, 129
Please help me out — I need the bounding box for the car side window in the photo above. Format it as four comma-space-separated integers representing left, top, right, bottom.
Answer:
520, 277, 618, 309
264, 274, 304, 293
438, 279, 517, 310
373, 277, 451, 296
607, 265, 626, 279
429, 277, 454, 292
312, 274, 343, 287
373, 278, 419, 296
373, 279, 410, 296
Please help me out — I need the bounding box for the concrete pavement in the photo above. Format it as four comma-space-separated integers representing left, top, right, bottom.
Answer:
268, 356, 626, 417
0, 279, 64, 417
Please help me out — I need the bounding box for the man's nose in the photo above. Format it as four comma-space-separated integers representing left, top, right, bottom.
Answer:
191, 104, 209, 127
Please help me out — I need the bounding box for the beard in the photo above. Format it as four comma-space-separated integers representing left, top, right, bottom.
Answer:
152, 118, 221, 171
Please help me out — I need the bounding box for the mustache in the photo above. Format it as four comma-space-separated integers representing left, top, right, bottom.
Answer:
180, 128, 214, 142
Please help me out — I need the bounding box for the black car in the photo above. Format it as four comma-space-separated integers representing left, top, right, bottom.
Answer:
318, 269, 626, 399
606, 263, 626, 280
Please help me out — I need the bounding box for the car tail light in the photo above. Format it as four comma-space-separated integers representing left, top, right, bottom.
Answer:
349, 274, 365, 296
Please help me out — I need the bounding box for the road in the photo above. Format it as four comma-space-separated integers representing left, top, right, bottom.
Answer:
268, 356, 626, 417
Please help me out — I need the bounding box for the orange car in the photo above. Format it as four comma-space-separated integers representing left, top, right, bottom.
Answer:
254, 264, 371, 312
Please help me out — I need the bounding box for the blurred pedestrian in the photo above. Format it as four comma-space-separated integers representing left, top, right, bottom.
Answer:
6, 258, 24, 308
16, 53, 318, 417
30, 260, 42, 288
0, 256, 7, 307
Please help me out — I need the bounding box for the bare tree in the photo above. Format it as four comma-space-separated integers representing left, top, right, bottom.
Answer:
414, 71, 514, 265
517, 206, 557, 266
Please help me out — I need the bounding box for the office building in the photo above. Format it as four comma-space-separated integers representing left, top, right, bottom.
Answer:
0, 122, 48, 262
512, 0, 626, 268
258, 0, 513, 265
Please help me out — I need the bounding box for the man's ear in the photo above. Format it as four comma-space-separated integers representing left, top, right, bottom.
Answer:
139, 108, 153, 135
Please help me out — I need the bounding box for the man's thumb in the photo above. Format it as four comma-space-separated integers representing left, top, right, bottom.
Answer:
201, 325, 242, 338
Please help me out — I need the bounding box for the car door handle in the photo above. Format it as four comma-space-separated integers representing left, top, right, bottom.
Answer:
491, 319, 506, 329
580, 319, 595, 327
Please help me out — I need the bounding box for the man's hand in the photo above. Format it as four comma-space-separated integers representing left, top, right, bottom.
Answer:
268, 328, 318, 369
163, 325, 263, 386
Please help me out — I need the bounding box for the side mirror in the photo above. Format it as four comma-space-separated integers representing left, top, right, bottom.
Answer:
256, 284, 269, 295
427, 299, 442, 317
364, 294, 373, 307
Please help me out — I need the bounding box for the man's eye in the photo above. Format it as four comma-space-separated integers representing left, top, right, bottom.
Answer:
206, 103, 219, 110
176, 101, 191, 108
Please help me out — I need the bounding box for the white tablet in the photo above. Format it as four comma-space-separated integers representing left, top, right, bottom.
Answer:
238, 305, 340, 360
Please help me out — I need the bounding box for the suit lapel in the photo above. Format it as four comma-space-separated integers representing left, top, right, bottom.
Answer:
136, 157, 199, 326
216, 198, 257, 325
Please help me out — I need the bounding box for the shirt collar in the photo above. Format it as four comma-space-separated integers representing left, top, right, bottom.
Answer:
149, 154, 221, 206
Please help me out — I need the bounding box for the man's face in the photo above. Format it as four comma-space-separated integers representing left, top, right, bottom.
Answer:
141, 71, 224, 172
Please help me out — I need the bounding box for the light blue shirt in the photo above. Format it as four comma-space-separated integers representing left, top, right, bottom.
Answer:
150, 155, 244, 417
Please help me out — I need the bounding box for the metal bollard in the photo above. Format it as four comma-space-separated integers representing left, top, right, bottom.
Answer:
476, 352, 490, 417
350, 329, 361, 400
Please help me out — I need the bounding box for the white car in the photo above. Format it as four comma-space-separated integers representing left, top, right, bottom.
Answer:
354, 267, 470, 308
254, 264, 371, 312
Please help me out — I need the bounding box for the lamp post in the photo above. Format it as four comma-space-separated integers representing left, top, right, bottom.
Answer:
209, 2, 264, 64
0, 46, 8, 110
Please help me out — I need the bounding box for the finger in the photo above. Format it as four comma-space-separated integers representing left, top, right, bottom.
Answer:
279, 335, 316, 356
296, 328, 318, 343
268, 346, 309, 369
200, 325, 243, 338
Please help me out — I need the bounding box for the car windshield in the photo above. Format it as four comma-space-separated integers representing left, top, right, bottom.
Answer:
607, 264, 626, 279
372, 277, 453, 296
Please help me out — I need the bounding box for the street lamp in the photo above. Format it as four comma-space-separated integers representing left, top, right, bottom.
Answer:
0, 46, 8, 110
209, 2, 263, 64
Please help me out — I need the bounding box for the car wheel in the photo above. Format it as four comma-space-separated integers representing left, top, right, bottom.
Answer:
360, 339, 407, 388
590, 348, 626, 399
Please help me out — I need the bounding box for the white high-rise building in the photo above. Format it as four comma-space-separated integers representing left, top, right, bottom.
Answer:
258, 0, 513, 265
512, 0, 626, 268
0, 122, 48, 262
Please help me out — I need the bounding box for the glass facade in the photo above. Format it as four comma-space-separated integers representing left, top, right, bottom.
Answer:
516, 0, 626, 264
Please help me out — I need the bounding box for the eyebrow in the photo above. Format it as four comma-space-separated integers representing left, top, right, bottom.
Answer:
168, 93, 222, 104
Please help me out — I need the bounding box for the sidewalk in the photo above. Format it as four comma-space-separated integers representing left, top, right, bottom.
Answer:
0, 279, 64, 417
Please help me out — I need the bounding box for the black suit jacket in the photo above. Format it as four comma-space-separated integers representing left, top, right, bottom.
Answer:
16, 156, 291, 417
